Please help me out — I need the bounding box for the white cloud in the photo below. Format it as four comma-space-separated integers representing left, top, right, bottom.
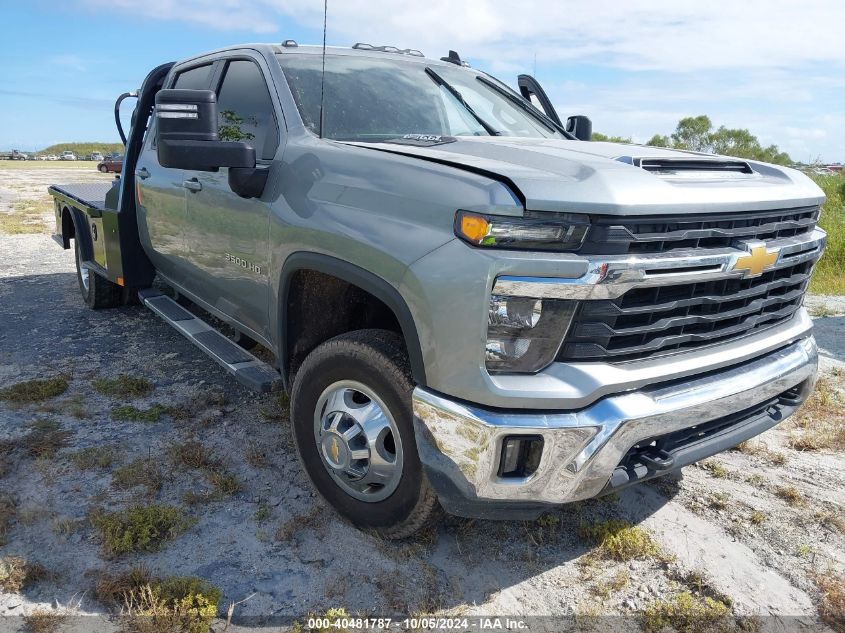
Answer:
76, 0, 845, 159
82, 0, 845, 72
48, 54, 87, 72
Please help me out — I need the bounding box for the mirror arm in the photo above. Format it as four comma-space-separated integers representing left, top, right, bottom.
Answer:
229, 166, 269, 199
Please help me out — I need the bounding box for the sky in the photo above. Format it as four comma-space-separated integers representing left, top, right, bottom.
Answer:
1, 0, 843, 162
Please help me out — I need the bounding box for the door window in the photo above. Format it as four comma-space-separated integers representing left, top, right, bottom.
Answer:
173, 64, 213, 90
216, 60, 279, 159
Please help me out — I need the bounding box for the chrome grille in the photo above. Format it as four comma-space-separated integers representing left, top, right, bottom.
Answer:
581, 206, 819, 255
557, 259, 813, 363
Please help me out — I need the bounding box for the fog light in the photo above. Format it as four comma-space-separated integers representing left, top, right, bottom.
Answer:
486, 295, 576, 373
498, 435, 544, 478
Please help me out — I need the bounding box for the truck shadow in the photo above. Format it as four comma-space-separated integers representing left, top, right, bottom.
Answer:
811, 315, 845, 364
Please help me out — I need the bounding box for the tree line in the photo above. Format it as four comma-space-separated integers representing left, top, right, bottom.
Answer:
592, 115, 792, 165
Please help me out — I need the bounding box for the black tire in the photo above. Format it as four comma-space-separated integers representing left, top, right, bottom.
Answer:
74, 238, 120, 309
98, 164, 108, 173
290, 329, 441, 539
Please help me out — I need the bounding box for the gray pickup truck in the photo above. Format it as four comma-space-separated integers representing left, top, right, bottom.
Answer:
49, 42, 826, 538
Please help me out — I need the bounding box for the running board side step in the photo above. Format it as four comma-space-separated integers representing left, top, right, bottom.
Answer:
138, 288, 282, 393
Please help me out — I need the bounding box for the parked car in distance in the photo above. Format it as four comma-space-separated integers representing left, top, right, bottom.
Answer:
8, 150, 28, 160
37, 155, 49, 160
60, 151, 77, 161
47, 154, 59, 161
97, 155, 123, 173
91, 152, 105, 162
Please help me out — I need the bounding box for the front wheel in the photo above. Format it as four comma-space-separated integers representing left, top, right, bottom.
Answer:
98, 165, 108, 173
74, 238, 120, 309
290, 329, 441, 539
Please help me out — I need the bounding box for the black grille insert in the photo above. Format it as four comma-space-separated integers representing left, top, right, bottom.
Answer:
558, 260, 813, 363
581, 206, 819, 255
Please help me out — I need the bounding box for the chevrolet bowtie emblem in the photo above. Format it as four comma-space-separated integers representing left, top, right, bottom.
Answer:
330, 437, 340, 463
732, 244, 778, 277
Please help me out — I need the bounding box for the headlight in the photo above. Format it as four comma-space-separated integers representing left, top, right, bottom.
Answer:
486, 295, 576, 373
455, 210, 589, 251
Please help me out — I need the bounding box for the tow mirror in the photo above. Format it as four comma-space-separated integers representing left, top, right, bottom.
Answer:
566, 115, 593, 141
155, 89, 267, 198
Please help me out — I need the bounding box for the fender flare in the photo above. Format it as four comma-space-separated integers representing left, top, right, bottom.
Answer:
63, 205, 93, 262
278, 252, 427, 389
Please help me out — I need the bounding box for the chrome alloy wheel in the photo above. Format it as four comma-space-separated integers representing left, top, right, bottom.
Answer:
77, 244, 90, 291
313, 380, 403, 502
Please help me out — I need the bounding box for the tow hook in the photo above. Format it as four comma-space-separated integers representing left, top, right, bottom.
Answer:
638, 448, 675, 472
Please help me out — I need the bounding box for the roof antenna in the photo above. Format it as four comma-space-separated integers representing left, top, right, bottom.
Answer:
319, 0, 327, 138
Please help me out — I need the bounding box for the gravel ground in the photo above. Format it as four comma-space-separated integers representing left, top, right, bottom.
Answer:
1, 167, 844, 631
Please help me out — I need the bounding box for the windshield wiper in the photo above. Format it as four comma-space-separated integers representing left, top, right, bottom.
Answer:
425, 67, 500, 137
476, 75, 573, 138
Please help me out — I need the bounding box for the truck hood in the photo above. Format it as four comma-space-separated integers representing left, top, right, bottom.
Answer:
344, 137, 824, 215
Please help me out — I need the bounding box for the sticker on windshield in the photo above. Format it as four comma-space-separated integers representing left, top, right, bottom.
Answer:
385, 134, 457, 147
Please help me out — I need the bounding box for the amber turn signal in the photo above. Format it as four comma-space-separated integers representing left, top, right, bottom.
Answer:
458, 213, 490, 243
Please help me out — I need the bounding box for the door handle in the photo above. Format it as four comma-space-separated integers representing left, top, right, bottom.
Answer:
136, 167, 150, 180
182, 178, 202, 192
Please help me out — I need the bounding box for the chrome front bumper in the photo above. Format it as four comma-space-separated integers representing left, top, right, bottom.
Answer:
413, 337, 817, 518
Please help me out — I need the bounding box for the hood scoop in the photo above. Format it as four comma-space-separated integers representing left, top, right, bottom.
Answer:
617, 156, 755, 178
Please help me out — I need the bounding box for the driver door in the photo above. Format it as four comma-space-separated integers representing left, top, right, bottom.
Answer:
180, 54, 280, 340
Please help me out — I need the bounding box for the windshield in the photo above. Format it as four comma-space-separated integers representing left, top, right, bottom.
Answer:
276, 53, 564, 142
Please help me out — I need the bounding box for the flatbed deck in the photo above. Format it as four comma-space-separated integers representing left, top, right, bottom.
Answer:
48, 182, 114, 214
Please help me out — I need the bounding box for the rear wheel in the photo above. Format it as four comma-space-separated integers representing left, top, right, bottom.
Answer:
290, 329, 441, 539
74, 238, 120, 309
98, 164, 108, 173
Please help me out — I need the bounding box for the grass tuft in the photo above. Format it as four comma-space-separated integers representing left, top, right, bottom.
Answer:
96, 568, 221, 633
23, 609, 67, 633
245, 444, 268, 469
815, 511, 845, 534
788, 377, 845, 451
0, 556, 48, 593
579, 519, 661, 561
92, 374, 153, 398
814, 571, 845, 632
592, 569, 630, 599
68, 446, 118, 470
275, 505, 324, 542
21, 419, 72, 459
112, 404, 169, 423
775, 485, 804, 506
810, 174, 845, 295
36, 393, 89, 419
0, 198, 52, 235
94, 566, 154, 605
708, 491, 731, 510
169, 441, 215, 470
170, 440, 241, 499
89, 504, 195, 557
0, 495, 17, 545
641, 592, 732, 633
112, 458, 164, 495
0, 377, 68, 403
701, 460, 729, 478
259, 392, 290, 422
